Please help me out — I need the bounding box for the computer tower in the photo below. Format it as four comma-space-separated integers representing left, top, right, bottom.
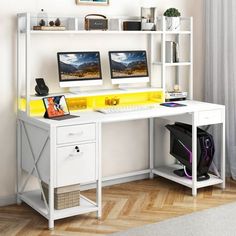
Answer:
166, 122, 215, 181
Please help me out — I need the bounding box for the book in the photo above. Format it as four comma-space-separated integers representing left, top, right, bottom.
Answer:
33, 26, 65, 31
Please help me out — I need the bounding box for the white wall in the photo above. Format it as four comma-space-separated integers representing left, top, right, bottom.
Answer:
0, 0, 203, 202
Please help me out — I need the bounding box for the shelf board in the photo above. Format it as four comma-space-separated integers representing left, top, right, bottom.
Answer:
165, 62, 191, 66
21, 87, 164, 101
152, 62, 163, 66
164, 31, 191, 35
153, 62, 191, 66
152, 164, 223, 189
20, 190, 98, 220
28, 30, 191, 35
29, 30, 164, 35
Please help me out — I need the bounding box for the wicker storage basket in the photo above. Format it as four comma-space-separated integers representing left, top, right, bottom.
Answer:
41, 182, 80, 210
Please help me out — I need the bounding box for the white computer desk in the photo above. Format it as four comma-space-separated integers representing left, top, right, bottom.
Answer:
17, 100, 225, 229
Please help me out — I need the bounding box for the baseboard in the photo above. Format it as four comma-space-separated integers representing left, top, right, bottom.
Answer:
0, 194, 16, 207
0, 173, 149, 207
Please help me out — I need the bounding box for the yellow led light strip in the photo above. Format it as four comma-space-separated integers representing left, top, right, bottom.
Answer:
19, 91, 164, 116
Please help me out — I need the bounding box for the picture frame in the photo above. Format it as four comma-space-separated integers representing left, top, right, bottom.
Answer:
76, 0, 109, 6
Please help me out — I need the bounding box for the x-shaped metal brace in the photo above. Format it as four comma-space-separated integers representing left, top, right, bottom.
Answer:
19, 120, 50, 213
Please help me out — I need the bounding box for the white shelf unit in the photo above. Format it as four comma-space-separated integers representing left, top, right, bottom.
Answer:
17, 13, 171, 116
17, 13, 193, 115
151, 17, 193, 100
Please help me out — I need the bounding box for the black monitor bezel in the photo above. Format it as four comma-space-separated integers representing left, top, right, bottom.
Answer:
108, 50, 149, 79
57, 51, 103, 82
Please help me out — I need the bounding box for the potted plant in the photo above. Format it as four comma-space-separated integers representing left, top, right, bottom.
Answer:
164, 8, 181, 31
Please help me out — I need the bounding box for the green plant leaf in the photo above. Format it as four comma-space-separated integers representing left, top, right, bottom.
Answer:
164, 8, 181, 17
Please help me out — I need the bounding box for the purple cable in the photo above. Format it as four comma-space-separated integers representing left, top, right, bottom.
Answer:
178, 138, 212, 180
184, 166, 192, 179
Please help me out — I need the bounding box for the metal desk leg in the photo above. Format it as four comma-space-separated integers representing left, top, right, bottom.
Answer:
192, 112, 197, 196
49, 127, 56, 230
221, 109, 226, 189
149, 118, 154, 179
96, 122, 102, 218
16, 121, 22, 205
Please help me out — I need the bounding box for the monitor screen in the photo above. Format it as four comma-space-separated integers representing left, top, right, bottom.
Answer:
57, 51, 102, 88
109, 50, 149, 84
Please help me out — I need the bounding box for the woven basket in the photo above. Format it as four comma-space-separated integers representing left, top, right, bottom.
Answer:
41, 182, 80, 210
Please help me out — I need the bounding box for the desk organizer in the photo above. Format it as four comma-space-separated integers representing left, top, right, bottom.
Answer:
42, 182, 80, 210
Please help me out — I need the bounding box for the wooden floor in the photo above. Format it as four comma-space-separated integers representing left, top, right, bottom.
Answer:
1, 177, 236, 236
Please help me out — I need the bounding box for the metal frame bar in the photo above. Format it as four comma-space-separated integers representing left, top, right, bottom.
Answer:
96, 122, 102, 218
161, 16, 166, 92
221, 108, 226, 189
48, 126, 56, 229
25, 13, 31, 115
149, 118, 154, 179
16, 120, 22, 205
192, 112, 197, 196
189, 17, 193, 99
17, 15, 21, 113
148, 34, 153, 86
20, 121, 50, 212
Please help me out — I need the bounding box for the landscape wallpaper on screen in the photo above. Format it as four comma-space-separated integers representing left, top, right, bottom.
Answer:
110, 51, 148, 78
59, 52, 101, 80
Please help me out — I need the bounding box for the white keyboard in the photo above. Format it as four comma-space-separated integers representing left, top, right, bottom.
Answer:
95, 105, 156, 114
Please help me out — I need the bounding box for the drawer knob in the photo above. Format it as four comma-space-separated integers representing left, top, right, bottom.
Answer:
68, 131, 84, 136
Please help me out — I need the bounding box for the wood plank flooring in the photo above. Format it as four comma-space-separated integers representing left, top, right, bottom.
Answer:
1, 177, 236, 236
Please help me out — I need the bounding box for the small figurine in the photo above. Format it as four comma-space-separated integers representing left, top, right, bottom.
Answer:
49, 21, 54, 26
55, 18, 61, 27
39, 19, 46, 26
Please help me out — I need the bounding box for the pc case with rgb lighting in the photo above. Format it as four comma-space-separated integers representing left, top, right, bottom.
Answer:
166, 122, 215, 181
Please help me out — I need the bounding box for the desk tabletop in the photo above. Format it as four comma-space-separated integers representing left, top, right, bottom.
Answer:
19, 100, 225, 127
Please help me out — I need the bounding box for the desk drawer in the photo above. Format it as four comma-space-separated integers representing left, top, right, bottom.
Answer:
56, 143, 96, 187
198, 109, 223, 126
57, 124, 95, 144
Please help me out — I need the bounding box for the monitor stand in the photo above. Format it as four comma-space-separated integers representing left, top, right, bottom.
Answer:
69, 87, 121, 96
118, 84, 150, 92
69, 87, 82, 94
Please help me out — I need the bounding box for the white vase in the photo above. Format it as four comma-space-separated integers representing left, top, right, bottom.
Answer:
166, 17, 180, 31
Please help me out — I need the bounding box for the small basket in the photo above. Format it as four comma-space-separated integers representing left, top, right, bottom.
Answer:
41, 182, 80, 210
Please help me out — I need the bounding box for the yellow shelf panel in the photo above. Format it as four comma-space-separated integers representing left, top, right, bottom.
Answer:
19, 90, 164, 116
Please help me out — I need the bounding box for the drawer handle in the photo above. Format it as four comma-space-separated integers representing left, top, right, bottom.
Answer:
68, 152, 84, 158
68, 131, 84, 136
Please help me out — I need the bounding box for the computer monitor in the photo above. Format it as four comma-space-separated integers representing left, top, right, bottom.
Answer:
108, 50, 149, 85
57, 51, 102, 91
